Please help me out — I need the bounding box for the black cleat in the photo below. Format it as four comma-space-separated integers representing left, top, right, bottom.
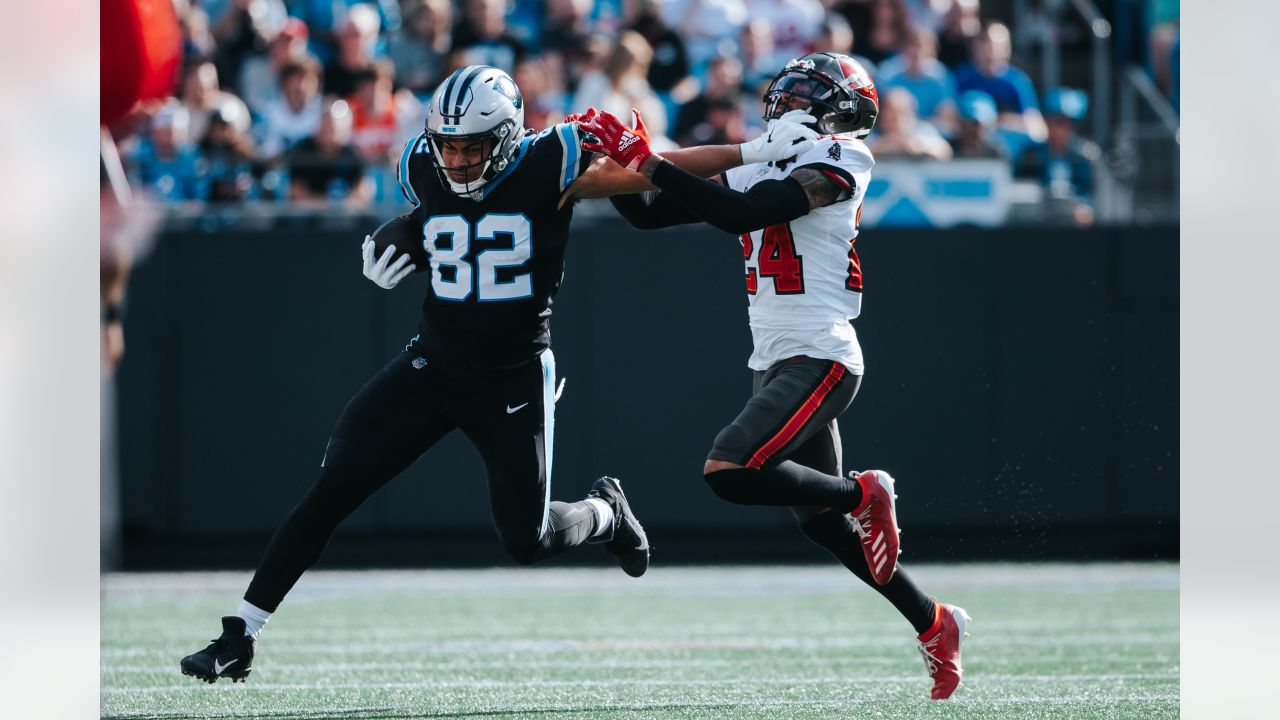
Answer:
180, 616, 255, 684
588, 476, 650, 578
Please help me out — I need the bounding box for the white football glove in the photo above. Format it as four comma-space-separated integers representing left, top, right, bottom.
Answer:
361, 236, 416, 290
738, 110, 820, 164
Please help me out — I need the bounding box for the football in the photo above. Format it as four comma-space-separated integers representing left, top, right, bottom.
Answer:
369, 214, 428, 271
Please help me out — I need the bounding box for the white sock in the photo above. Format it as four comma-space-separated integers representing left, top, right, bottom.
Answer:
236, 600, 272, 639
585, 497, 614, 538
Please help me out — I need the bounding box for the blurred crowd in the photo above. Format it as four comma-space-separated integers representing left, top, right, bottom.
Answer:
109, 0, 1179, 216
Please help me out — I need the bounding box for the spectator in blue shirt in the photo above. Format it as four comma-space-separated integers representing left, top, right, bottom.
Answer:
948, 90, 1007, 159
131, 104, 203, 201
954, 21, 1046, 146
1015, 88, 1100, 226
878, 25, 957, 136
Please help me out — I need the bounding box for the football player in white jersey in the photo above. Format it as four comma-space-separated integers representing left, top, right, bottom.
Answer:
583, 52, 970, 700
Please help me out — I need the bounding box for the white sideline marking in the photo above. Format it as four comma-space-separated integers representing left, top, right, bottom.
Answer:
101, 631, 1179, 660
103, 673, 1179, 694
102, 563, 1180, 599
99, 696, 1181, 720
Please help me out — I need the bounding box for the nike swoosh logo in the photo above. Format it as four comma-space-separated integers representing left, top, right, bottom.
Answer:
506, 403, 529, 414
213, 658, 239, 674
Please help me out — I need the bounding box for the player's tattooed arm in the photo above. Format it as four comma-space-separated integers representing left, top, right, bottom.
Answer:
787, 168, 849, 210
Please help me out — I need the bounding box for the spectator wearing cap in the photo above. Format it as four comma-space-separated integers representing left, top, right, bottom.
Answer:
451, 0, 527, 74
954, 21, 1046, 147
747, 0, 825, 71
348, 60, 423, 163
238, 18, 311, 115
198, 107, 262, 202
258, 57, 324, 158
948, 90, 1006, 159
179, 58, 254, 145
388, 0, 452, 97
878, 25, 957, 135
1015, 87, 1099, 225
286, 99, 372, 204
324, 4, 384, 99
866, 87, 952, 160
130, 104, 203, 201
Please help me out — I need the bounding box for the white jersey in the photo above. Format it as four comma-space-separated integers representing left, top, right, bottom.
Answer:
723, 135, 874, 373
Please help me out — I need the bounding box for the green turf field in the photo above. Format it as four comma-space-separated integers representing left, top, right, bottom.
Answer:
102, 563, 1178, 719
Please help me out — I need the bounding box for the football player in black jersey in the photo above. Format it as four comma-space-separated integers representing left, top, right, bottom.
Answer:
179, 65, 821, 683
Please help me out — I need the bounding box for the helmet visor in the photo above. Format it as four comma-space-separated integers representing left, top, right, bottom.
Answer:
763, 72, 831, 120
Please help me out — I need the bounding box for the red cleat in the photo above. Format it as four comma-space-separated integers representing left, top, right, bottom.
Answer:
848, 470, 900, 584
917, 600, 971, 700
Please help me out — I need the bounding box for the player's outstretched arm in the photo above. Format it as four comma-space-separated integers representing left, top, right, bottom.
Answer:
564, 108, 819, 200
581, 109, 846, 235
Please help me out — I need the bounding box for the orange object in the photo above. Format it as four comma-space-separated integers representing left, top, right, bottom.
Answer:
102, 0, 182, 126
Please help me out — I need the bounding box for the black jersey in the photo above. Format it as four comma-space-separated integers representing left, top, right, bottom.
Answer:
395, 123, 594, 368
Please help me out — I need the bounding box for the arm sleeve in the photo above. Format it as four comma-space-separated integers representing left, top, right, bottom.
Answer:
649, 160, 811, 235
609, 190, 702, 229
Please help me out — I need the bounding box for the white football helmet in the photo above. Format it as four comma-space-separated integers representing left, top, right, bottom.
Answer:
425, 65, 526, 196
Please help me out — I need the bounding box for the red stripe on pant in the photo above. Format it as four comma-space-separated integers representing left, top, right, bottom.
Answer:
746, 362, 847, 469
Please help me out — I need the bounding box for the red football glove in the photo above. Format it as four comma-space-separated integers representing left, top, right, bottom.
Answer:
571, 108, 649, 142
580, 109, 654, 171
627, 108, 651, 145
563, 107, 598, 125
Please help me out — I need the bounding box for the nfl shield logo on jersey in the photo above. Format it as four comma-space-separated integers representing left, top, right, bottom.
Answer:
411, 357, 428, 369
828, 144, 842, 161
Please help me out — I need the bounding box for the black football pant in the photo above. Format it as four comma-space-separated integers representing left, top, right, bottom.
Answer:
709, 356, 936, 635
244, 346, 599, 613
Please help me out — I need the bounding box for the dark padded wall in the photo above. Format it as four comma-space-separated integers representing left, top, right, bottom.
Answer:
115, 219, 1177, 566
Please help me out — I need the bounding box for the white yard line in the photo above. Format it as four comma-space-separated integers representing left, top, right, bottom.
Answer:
103, 673, 1179, 695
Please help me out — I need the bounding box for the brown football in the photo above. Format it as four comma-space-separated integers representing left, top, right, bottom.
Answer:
369, 214, 428, 271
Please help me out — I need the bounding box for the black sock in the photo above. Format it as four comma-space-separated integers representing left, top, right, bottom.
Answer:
799, 510, 936, 634
704, 461, 862, 512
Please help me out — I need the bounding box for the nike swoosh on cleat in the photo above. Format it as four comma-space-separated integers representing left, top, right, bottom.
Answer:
506, 403, 529, 414
212, 658, 239, 674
